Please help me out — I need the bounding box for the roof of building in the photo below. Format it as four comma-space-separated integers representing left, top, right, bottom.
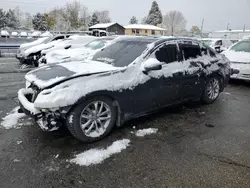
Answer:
124, 24, 166, 31
89, 23, 119, 29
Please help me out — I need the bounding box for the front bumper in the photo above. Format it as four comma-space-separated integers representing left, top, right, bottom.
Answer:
18, 88, 72, 130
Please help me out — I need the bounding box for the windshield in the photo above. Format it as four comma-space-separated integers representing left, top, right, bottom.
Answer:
230, 41, 250, 52
92, 40, 152, 67
85, 39, 111, 50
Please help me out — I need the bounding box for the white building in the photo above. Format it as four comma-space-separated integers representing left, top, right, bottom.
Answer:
209, 30, 250, 40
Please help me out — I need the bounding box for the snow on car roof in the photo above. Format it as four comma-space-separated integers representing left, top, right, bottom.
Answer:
124, 24, 166, 31
89, 23, 117, 29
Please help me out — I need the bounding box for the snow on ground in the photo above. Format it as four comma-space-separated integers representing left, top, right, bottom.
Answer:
70, 139, 130, 166
0, 107, 26, 129
135, 128, 158, 137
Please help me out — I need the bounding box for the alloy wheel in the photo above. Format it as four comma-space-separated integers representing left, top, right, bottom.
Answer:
207, 78, 220, 100
79, 101, 112, 138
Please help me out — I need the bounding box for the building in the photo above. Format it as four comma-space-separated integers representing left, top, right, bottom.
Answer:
124, 24, 165, 36
208, 30, 250, 40
89, 23, 125, 35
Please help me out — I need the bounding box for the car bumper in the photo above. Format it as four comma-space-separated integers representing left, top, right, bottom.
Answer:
18, 88, 41, 115
231, 73, 250, 81
18, 88, 72, 130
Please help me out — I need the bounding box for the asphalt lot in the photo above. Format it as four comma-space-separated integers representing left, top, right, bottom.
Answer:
0, 58, 250, 188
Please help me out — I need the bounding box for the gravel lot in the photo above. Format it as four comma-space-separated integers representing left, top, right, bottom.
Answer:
0, 58, 250, 188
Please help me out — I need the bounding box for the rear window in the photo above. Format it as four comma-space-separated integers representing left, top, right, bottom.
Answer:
230, 41, 250, 52
92, 40, 152, 67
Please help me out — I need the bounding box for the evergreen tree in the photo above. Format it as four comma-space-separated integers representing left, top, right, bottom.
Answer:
89, 13, 99, 27
129, 16, 138, 24
145, 1, 163, 26
32, 13, 49, 31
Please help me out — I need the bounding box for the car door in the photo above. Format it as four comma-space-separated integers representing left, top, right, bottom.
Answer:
123, 42, 183, 115
177, 41, 205, 100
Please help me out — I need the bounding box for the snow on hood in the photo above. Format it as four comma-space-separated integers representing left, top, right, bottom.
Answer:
20, 37, 49, 49
24, 40, 63, 57
45, 47, 96, 64
223, 50, 250, 63
25, 61, 122, 89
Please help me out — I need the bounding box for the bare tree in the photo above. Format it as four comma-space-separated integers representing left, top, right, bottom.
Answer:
94, 10, 111, 23
163, 10, 187, 36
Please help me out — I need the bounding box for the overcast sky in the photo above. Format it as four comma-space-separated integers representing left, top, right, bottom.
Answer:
1, 0, 250, 31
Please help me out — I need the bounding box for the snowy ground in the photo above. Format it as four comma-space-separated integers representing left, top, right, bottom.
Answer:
0, 58, 250, 188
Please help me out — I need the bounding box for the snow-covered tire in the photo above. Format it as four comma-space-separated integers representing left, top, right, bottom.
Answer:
202, 76, 222, 104
66, 96, 117, 142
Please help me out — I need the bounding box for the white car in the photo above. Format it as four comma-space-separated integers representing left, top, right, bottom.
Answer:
40, 35, 96, 55
42, 36, 116, 65
222, 39, 250, 81
201, 38, 234, 52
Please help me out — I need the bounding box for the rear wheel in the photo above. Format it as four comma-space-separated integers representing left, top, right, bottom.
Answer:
202, 76, 221, 104
66, 96, 117, 142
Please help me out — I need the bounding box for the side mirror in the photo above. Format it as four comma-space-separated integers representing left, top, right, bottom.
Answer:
142, 58, 162, 74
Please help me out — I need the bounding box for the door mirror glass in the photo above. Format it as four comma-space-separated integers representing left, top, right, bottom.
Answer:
142, 58, 162, 73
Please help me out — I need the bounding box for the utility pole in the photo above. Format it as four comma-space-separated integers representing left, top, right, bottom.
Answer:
200, 18, 204, 38
243, 24, 246, 32
226, 23, 230, 30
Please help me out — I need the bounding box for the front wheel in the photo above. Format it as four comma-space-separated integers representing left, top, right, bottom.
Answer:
66, 96, 117, 142
202, 76, 221, 104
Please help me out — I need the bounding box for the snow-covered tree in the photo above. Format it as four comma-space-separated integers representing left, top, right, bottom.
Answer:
24, 12, 33, 29
0, 9, 7, 28
32, 13, 49, 31
5, 9, 19, 28
94, 10, 111, 23
145, 1, 163, 26
129, 16, 138, 24
89, 13, 99, 27
163, 10, 187, 36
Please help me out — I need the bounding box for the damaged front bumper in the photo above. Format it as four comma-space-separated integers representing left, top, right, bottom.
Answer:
18, 88, 72, 131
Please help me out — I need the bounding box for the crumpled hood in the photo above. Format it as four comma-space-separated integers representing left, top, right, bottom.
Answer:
223, 50, 250, 63
25, 61, 122, 89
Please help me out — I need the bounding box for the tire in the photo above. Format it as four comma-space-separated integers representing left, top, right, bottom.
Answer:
202, 76, 222, 104
66, 96, 117, 142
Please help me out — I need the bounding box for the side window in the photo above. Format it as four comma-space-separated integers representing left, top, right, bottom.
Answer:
179, 43, 201, 60
52, 36, 64, 41
154, 44, 178, 64
215, 40, 222, 46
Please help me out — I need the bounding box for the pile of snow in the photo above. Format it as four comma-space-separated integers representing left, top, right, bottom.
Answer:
41, 31, 53, 37
0, 107, 26, 129
20, 37, 49, 49
70, 139, 130, 166
31, 31, 41, 37
11, 32, 18, 36
135, 128, 158, 137
1, 30, 9, 36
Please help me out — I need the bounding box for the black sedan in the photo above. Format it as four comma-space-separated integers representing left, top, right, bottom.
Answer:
18, 36, 232, 142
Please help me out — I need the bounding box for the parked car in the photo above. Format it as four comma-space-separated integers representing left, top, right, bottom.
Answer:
1, 30, 10, 38
39, 35, 97, 60
222, 39, 250, 81
201, 38, 234, 53
18, 36, 233, 142
17, 34, 71, 68
42, 36, 116, 65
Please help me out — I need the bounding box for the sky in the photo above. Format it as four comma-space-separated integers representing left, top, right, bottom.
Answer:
1, 0, 250, 31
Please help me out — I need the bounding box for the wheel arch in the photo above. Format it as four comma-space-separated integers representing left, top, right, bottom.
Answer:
67, 91, 124, 127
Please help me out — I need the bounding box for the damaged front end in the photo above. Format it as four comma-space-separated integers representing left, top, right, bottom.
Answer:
18, 84, 72, 131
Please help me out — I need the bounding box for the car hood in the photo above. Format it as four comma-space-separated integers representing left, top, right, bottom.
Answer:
25, 60, 122, 89
223, 50, 250, 63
